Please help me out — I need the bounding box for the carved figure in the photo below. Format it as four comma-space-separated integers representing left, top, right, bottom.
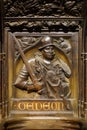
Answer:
14, 36, 71, 107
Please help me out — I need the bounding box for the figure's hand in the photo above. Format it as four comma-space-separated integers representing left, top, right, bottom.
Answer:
27, 83, 42, 93
34, 82, 42, 91
27, 84, 35, 93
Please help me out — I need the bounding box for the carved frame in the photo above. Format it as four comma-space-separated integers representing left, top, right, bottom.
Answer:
2, 27, 83, 118
0, 0, 87, 124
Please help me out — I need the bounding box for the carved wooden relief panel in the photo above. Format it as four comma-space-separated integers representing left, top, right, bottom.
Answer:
5, 29, 81, 118
0, 0, 87, 129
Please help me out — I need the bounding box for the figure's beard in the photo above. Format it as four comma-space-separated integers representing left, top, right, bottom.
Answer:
44, 53, 55, 60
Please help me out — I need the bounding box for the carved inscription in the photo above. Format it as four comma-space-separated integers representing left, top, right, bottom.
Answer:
13, 100, 64, 111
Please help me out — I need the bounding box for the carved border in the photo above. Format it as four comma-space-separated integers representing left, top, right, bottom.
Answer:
4, 30, 81, 118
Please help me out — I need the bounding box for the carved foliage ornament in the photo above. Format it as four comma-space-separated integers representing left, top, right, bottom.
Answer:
5, 20, 79, 32
4, 0, 84, 17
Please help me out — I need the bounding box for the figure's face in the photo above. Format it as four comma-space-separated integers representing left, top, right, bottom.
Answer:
42, 45, 55, 60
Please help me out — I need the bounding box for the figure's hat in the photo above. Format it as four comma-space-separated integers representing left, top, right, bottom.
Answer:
39, 36, 54, 50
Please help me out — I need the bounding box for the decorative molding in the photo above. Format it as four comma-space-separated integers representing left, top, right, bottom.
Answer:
2, 117, 85, 130
5, 20, 80, 32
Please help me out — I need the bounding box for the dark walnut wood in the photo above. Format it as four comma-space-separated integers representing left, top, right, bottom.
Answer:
4, 0, 84, 17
